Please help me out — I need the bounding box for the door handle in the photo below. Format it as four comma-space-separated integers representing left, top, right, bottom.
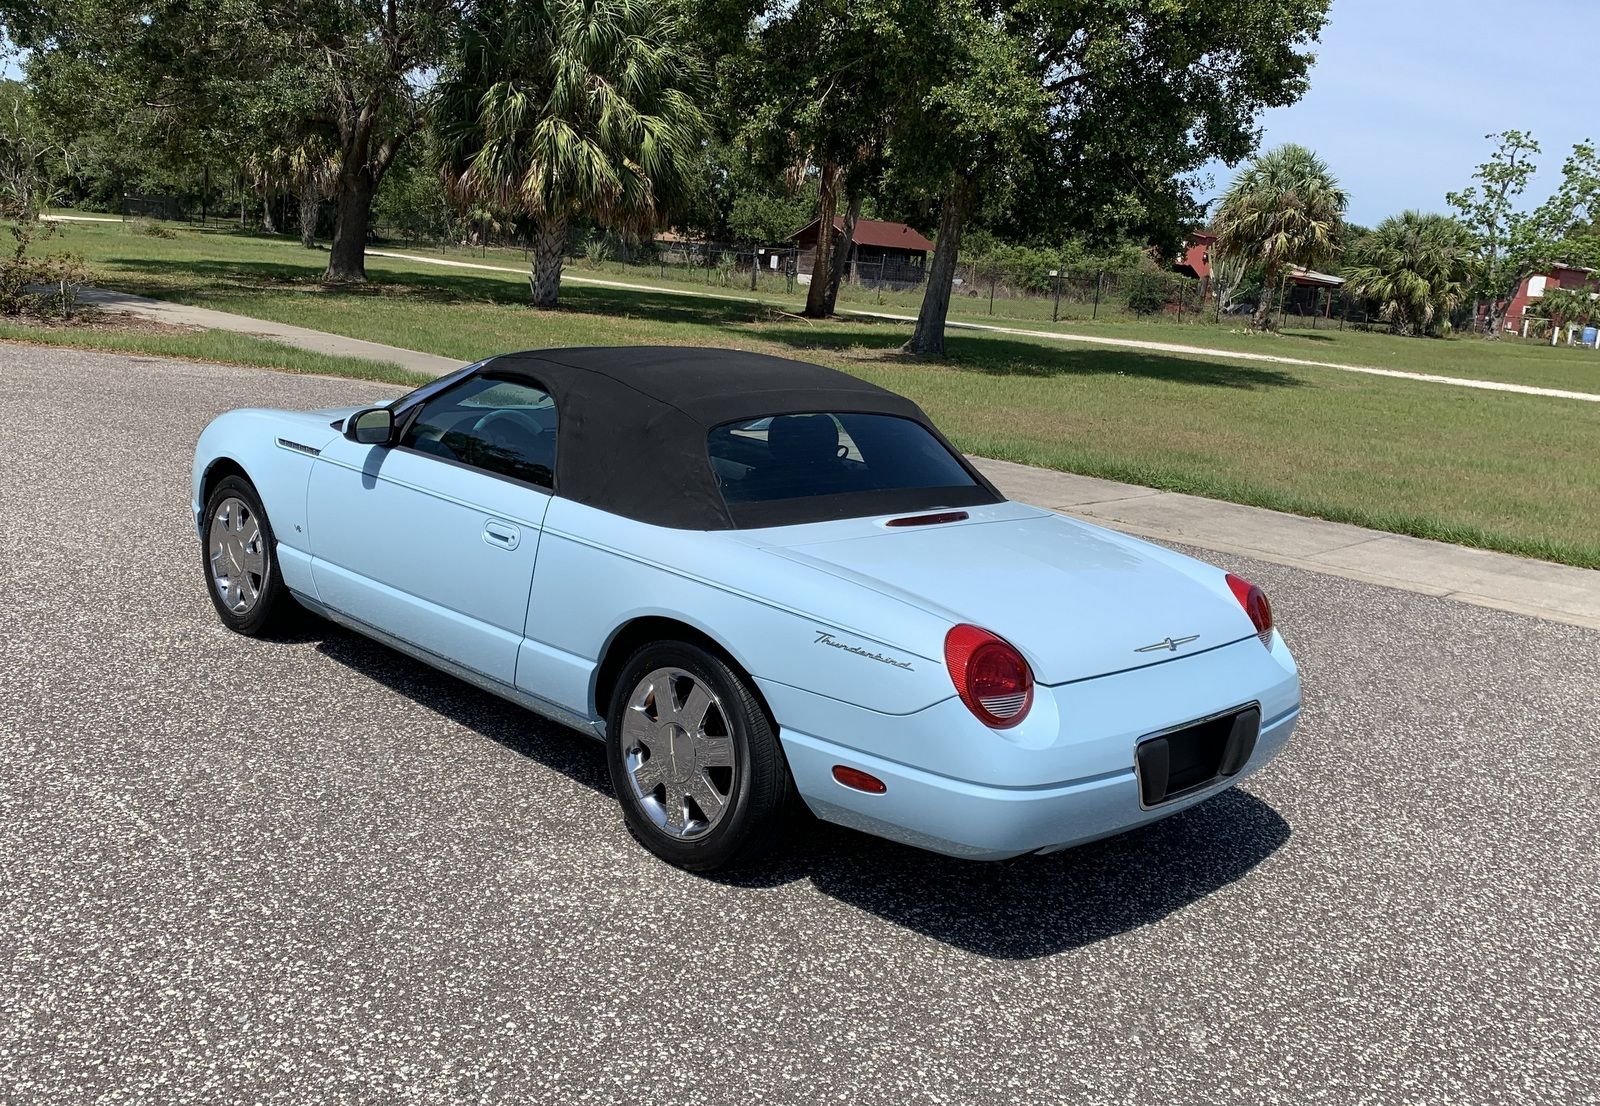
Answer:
483, 519, 521, 550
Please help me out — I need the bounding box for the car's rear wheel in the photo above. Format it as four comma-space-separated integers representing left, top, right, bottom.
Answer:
201, 475, 292, 636
606, 641, 797, 871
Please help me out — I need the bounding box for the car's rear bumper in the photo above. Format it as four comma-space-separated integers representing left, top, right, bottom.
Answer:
779, 705, 1297, 860
761, 633, 1300, 860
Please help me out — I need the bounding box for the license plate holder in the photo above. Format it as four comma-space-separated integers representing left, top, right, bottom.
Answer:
1135, 703, 1261, 808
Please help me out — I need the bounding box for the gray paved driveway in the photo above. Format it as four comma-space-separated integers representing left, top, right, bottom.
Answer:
1, 345, 1596, 1105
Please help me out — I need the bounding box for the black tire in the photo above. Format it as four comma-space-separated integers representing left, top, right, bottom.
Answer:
200, 474, 294, 636
606, 640, 798, 872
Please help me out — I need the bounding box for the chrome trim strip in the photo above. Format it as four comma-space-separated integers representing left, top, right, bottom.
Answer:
275, 437, 322, 457
289, 591, 607, 742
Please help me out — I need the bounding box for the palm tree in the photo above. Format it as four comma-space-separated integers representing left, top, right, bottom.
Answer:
247, 137, 338, 243
1212, 144, 1347, 330
1532, 286, 1599, 335
1343, 211, 1479, 337
285, 138, 339, 250
435, 0, 708, 308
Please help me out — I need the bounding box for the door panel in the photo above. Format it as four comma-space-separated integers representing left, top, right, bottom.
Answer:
307, 440, 550, 685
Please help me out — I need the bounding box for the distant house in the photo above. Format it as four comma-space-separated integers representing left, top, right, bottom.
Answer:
1499, 264, 1599, 333
1282, 266, 1345, 319
789, 217, 935, 288
1173, 233, 1344, 316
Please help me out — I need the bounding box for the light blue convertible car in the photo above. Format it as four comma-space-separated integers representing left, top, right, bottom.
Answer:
193, 346, 1299, 870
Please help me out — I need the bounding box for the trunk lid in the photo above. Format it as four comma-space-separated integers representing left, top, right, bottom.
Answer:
761, 504, 1253, 685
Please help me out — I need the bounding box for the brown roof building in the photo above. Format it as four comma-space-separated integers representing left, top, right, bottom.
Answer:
789, 217, 934, 288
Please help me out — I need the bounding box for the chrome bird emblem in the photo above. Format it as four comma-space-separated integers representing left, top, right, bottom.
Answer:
1135, 634, 1200, 653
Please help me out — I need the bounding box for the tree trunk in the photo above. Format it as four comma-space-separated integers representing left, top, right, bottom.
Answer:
1252, 266, 1279, 330
803, 159, 841, 318
325, 174, 374, 282
529, 214, 568, 308
1482, 276, 1525, 340
902, 175, 972, 358
821, 191, 861, 316
261, 185, 277, 234
299, 191, 318, 249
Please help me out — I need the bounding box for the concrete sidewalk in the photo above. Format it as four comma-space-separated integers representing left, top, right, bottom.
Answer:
78, 289, 462, 376
79, 287, 1600, 631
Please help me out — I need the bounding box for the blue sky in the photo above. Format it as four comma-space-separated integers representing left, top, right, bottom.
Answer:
1198, 0, 1598, 226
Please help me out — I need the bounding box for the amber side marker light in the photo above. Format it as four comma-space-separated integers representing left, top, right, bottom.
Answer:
832, 765, 888, 794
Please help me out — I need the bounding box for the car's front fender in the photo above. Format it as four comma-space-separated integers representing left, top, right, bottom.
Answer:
192, 409, 343, 590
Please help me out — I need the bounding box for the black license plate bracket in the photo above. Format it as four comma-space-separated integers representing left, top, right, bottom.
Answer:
1136, 704, 1261, 808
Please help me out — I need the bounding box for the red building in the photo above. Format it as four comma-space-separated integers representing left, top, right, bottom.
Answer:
1499, 264, 1599, 333
1175, 231, 1216, 281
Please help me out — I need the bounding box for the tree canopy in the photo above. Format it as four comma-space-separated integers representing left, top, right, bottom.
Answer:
436, 0, 709, 307
1343, 211, 1478, 337
1211, 142, 1346, 330
1, 0, 1335, 350
2, 0, 458, 280
902, 0, 1334, 354
1448, 130, 1600, 336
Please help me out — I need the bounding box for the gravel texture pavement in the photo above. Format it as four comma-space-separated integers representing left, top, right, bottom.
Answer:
1, 344, 1596, 1105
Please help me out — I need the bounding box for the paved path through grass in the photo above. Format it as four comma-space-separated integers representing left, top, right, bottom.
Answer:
78, 288, 462, 375
366, 250, 1600, 404
42, 213, 122, 224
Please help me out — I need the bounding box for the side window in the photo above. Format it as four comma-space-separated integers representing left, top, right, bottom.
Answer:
399, 374, 557, 489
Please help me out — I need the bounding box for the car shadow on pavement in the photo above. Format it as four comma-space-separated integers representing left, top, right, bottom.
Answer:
759, 790, 1290, 959
304, 620, 1289, 961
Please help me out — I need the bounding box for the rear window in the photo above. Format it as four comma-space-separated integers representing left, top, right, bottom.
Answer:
707, 412, 997, 527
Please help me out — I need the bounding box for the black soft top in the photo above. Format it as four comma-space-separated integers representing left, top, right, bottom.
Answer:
459, 346, 999, 530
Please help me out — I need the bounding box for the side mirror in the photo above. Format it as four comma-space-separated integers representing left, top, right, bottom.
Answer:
345, 407, 394, 446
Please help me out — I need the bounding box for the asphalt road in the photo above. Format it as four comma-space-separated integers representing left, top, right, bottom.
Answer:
1, 344, 1596, 1105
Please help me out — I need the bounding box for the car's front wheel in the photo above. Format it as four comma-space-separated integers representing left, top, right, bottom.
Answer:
201, 474, 293, 636
606, 641, 797, 871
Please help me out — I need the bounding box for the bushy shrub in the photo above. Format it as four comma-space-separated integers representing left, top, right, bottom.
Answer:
128, 217, 176, 239
960, 239, 1165, 294
576, 227, 614, 268
1124, 272, 1170, 315
1, 216, 93, 317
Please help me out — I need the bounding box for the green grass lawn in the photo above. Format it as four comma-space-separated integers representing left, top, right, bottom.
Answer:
51, 217, 1600, 393
342, 233, 1600, 393
18, 218, 1600, 568
936, 313, 1600, 392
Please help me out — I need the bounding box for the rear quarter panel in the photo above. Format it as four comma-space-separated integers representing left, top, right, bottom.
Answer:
518, 498, 962, 721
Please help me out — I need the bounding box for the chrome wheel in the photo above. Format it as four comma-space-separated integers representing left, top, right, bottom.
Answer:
208, 496, 267, 614
619, 667, 737, 840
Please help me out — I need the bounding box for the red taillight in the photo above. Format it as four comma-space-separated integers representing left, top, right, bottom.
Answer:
1226, 573, 1274, 647
944, 624, 1034, 728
